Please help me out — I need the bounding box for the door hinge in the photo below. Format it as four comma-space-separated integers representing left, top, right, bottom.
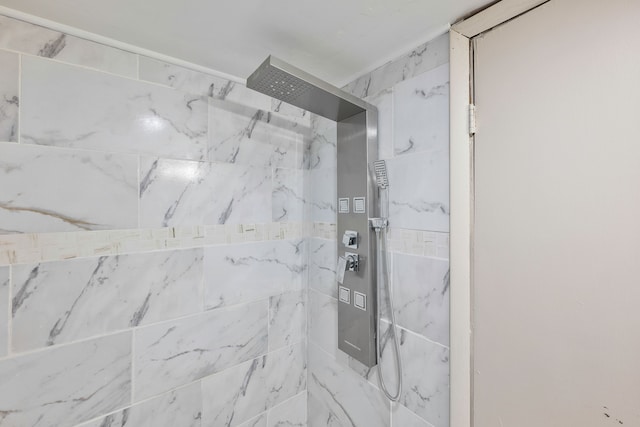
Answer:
469, 104, 477, 135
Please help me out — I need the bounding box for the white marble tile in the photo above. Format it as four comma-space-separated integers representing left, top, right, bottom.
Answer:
21, 56, 208, 161
272, 168, 304, 222
134, 301, 268, 400
267, 391, 307, 427
308, 342, 389, 427
386, 152, 449, 232
0, 266, 8, 357
271, 100, 309, 120
307, 168, 337, 223
209, 100, 305, 169
203, 240, 305, 310
269, 290, 306, 350
377, 323, 449, 426
307, 391, 342, 427
308, 238, 337, 298
368, 88, 394, 160
139, 157, 272, 227
78, 382, 202, 427
238, 413, 267, 427
0, 332, 131, 426
392, 404, 434, 427
343, 33, 449, 99
0, 15, 137, 78
393, 63, 449, 156
393, 253, 449, 346
309, 289, 338, 358
11, 249, 203, 352
201, 343, 306, 427
0, 142, 138, 234
307, 115, 336, 170
0, 50, 18, 142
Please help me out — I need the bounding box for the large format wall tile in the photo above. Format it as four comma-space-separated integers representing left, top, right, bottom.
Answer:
139, 157, 272, 227
368, 88, 394, 160
201, 343, 306, 427
342, 33, 449, 99
307, 115, 336, 170
0, 50, 18, 142
308, 238, 337, 298
309, 289, 338, 358
0, 143, 138, 234
393, 63, 449, 156
209, 100, 304, 169
139, 56, 272, 111
0, 15, 137, 77
307, 168, 337, 223
393, 253, 449, 346
387, 151, 449, 232
238, 414, 267, 427
0, 332, 131, 426
12, 249, 203, 352
272, 168, 304, 222
203, 240, 305, 310
134, 301, 268, 400
267, 391, 307, 427
308, 392, 341, 427
392, 404, 434, 427
78, 382, 202, 427
269, 290, 306, 350
308, 343, 390, 427
0, 267, 8, 357
21, 56, 208, 161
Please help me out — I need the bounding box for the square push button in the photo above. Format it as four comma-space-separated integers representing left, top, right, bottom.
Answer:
339, 286, 350, 304
354, 292, 367, 310
353, 197, 366, 213
338, 198, 349, 214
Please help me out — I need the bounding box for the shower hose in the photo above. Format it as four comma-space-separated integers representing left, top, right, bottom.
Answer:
374, 223, 403, 402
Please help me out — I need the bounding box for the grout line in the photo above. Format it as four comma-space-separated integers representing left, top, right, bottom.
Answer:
6, 266, 11, 357
130, 330, 136, 404
16, 52, 21, 145
380, 318, 450, 350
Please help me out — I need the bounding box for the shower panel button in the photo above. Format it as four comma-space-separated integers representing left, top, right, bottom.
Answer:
338, 198, 349, 213
354, 292, 367, 311
339, 286, 350, 304
353, 197, 366, 213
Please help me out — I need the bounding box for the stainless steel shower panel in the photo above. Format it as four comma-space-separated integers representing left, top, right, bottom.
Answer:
246, 56, 379, 367
246, 56, 372, 121
336, 109, 379, 367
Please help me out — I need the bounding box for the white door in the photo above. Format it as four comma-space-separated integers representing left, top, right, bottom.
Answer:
472, 0, 640, 425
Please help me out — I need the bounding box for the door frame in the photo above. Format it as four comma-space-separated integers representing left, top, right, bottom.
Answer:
448, 1, 549, 426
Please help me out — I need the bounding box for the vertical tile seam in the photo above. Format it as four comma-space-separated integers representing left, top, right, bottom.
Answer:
17, 52, 21, 144
6, 265, 12, 357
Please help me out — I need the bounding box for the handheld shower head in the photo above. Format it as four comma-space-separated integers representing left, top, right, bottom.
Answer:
372, 160, 389, 189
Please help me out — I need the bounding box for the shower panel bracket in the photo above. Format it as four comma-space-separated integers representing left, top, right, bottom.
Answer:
247, 56, 379, 367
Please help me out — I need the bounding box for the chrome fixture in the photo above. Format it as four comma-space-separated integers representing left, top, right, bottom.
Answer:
247, 56, 380, 369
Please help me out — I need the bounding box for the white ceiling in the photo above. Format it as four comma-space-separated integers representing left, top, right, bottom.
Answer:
0, 0, 491, 85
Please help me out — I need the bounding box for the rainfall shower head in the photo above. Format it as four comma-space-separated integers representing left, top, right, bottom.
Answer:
246, 56, 374, 122
372, 160, 389, 189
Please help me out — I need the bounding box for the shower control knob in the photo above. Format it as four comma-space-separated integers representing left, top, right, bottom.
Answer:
342, 230, 358, 248
345, 252, 359, 272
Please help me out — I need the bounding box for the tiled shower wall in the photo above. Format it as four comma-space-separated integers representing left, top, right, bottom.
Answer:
307, 34, 451, 427
0, 15, 308, 427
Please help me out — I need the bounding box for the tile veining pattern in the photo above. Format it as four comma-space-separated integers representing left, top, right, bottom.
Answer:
306, 33, 451, 427
0, 14, 309, 427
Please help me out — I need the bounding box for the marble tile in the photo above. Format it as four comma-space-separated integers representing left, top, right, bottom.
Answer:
267, 391, 307, 427
368, 88, 393, 160
139, 157, 272, 227
201, 343, 306, 427
0, 266, 8, 357
0, 15, 137, 78
393, 253, 449, 346
342, 33, 449, 99
307, 168, 337, 223
134, 301, 268, 400
393, 63, 449, 156
0, 142, 138, 234
11, 249, 203, 352
309, 289, 338, 358
308, 342, 389, 427
203, 240, 305, 310
377, 323, 449, 426
238, 413, 267, 427
78, 382, 202, 427
139, 56, 272, 110
269, 290, 306, 350
209, 99, 305, 169
0, 332, 131, 426
386, 152, 449, 232
0, 50, 18, 142
271, 100, 308, 120
392, 404, 434, 427
272, 168, 304, 222
308, 238, 337, 298
21, 56, 208, 161
307, 115, 336, 170
307, 391, 342, 427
